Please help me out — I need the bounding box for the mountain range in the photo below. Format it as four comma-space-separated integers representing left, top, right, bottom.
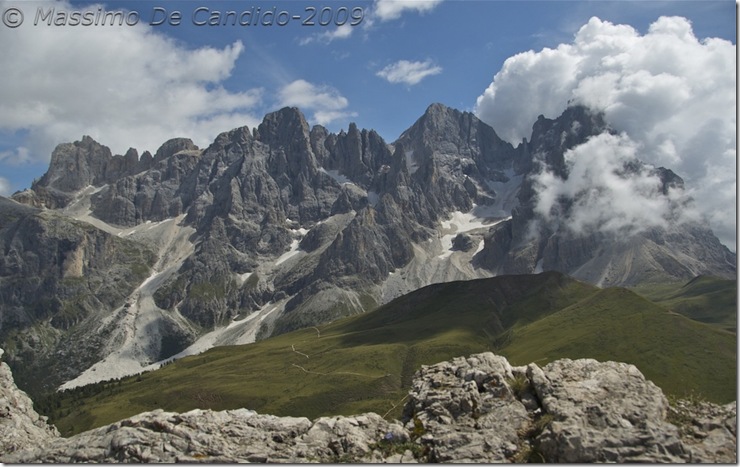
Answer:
0, 103, 735, 397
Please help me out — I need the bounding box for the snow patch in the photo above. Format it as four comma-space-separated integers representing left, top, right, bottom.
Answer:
286, 219, 309, 235
237, 272, 253, 285
275, 239, 302, 265
405, 150, 419, 174
474, 239, 485, 255
320, 167, 354, 186
118, 218, 172, 237
437, 207, 510, 259
484, 169, 524, 218
150, 301, 282, 366
367, 191, 380, 207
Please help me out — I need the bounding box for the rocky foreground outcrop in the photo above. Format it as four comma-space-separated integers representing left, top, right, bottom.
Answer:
1, 351, 735, 463
0, 350, 59, 455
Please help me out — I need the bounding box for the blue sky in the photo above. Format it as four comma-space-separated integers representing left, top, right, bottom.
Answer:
0, 0, 736, 246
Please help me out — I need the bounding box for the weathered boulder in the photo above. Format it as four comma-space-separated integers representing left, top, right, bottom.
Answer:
528, 358, 685, 462
294, 413, 407, 462
669, 398, 737, 463
403, 353, 530, 462
0, 350, 60, 456
4, 408, 312, 463
2, 408, 408, 463
451, 232, 475, 251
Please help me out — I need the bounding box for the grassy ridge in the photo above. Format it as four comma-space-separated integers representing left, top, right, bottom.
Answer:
41, 272, 736, 436
631, 276, 737, 332
502, 287, 736, 401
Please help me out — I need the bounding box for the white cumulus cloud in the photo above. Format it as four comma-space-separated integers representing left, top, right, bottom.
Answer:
278, 80, 357, 126
299, 24, 354, 46
376, 60, 443, 85
0, 0, 263, 163
0, 177, 11, 197
475, 16, 736, 250
373, 0, 443, 21
0, 147, 31, 166
532, 132, 698, 236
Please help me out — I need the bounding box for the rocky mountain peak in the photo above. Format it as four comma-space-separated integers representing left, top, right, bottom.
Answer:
153, 138, 199, 163
311, 120, 393, 188
35, 135, 113, 193
19, 134, 167, 210
405, 102, 470, 139
389, 102, 520, 218
653, 166, 685, 194
479, 103, 737, 285
78, 135, 102, 149
254, 107, 318, 181
257, 107, 311, 147
528, 105, 609, 177
397, 102, 514, 167
422, 101, 455, 117
209, 125, 253, 152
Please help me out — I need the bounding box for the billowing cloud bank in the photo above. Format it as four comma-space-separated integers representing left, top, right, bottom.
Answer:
0, 0, 262, 166
532, 132, 699, 236
475, 16, 736, 250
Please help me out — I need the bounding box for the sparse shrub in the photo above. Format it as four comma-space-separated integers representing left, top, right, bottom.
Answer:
329, 452, 356, 463
666, 390, 707, 433
511, 443, 532, 463
371, 432, 428, 461
410, 416, 426, 440
506, 373, 530, 398
512, 412, 554, 463
531, 413, 554, 437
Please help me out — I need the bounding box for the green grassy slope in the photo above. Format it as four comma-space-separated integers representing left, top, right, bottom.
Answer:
631, 276, 737, 332
40, 272, 736, 436
501, 287, 736, 402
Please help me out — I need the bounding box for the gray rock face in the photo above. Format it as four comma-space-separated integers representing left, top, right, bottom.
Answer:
153, 138, 198, 163
2, 351, 735, 463
38, 136, 113, 193
529, 359, 685, 462
405, 353, 736, 463
24, 136, 155, 209
91, 143, 201, 226
0, 350, 59, 456
1, 409, 411, 463
392, 103, 523, 219
451, 233, 474, 251
670, 399, 738, 462
0, 197, 158, 393
403, 353, 530, 462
